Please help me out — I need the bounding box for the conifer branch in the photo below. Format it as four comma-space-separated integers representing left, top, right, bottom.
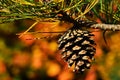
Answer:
0, 0, 97, 23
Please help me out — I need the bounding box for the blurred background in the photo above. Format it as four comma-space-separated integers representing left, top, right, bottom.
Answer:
0, 19, 120, 80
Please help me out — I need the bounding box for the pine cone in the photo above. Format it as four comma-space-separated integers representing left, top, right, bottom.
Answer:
58, 28, 96, 73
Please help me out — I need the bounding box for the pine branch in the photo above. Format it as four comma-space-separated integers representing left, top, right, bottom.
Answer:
0, 0, 98, 23
1, 0, 120, 30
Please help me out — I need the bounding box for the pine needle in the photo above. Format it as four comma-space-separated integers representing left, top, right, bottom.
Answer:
75, 0, 99, 19
19, 21, 39, 38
